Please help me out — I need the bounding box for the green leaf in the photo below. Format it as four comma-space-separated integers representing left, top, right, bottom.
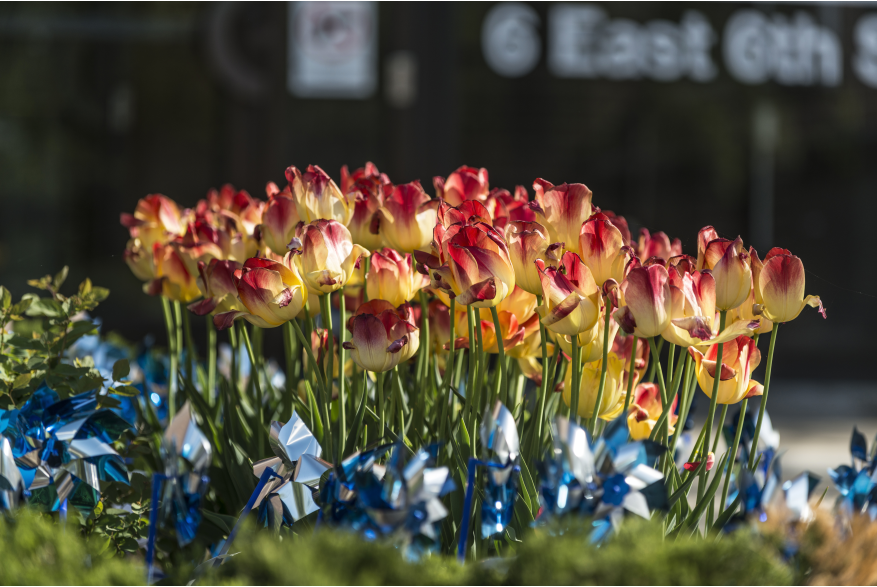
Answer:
25, 298, 65, 318
97, 395, 122, 409
79, 278, 93, 296
53, 266, 69, 291
12, 372, 32, 390
0, 286, 10, 310
112, 359, 130, 382
110, 385, 139, 397
9, 297, 33, 317
202, 510, 237, 535
680, 452, 729, 532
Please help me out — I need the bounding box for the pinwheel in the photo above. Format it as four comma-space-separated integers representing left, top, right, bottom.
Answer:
0, 437, 23, 511
828, 427, 877, 520
0, 384, 132, 514
251, 411, 331, 531
320, 443, 455, 558
537, 416, 667, 543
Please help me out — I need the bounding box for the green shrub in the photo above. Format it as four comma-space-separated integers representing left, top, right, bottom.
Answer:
0, 510, 139, 585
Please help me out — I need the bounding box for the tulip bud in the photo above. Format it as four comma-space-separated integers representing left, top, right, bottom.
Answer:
343, 163, 389, 252
150, 243, 201, 303
563, 352, 626, 420
505, 220, 560, 296
531, 179, 593, 256
123, 238, 155, 282
696, 226, 719, 271
366, 248, 429, 307
378, 181, 439, 253
298, 220, 369, 295
121, 194, 187, 249
704, 237, 752, 311
756, 249, 825, 323
286, 164, 353, 225
535, 251, 602, 336
687, 335, 763, 405
188, 259, 243, 316
614, 265, 672, 338
343, 300, 419, 373
627, 382, 678, 441
636, 228, 682, 264
261, 186, 300, 256
213, 255, 308, 330
484, 186, 535, 230
434, 166, 489, 206
579, 213, 632, 286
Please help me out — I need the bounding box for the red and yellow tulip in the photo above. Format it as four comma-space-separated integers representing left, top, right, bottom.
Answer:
505, 220, 563, 296
563, 353, 626, 420
531, 179, 593, 256
627, 382, 678, 441
755, 248, 825, 323
688, 335, 763, 405
433, 165, 489, 206
614, 264, 672, 339
188, 259, 244, 316
287, 164, 353, 225
701, 235, 752, 311
261, 183, 300, 256
343, 300, 420, 372
378, 181, 439, 254
579, 213, 633, 286
366, 248, 429, 307
535, 251, 602, 337
296, 220, 369, 295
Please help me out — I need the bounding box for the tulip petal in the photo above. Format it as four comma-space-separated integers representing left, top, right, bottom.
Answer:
214, 310, 248, 331
455, 277, 497, 306
671, 316, 712, 341
188, 298, 218, 316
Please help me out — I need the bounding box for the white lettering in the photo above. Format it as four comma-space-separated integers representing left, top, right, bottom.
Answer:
853, 14, 877, 88
482, 2, 542, 78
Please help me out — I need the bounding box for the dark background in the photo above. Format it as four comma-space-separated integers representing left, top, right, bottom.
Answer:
0, 2, 871, 381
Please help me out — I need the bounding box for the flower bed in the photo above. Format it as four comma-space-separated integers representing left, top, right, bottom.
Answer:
0, 162, 847, 585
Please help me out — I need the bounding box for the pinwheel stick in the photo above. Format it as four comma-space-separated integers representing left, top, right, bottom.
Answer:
457, 457, 520, 563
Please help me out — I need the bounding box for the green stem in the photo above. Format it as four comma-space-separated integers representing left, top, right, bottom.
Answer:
748, 324, 779, 470
376, 371, 386, 437
283, 321, 296, 407
337, 291, 347, 461
182, 307, 195, 389
528, 295, 551, 459
622, 335, 639, 415
319, 294, 335, 401
719, 398, 748, 521
439, 298, 457, 442
228, 321, 238, 393
669, 355, 695, 458
489, 306, 509, 409
698, 310, 727, 509
173, 301, 184, 389
590, 303, 613, 435
239, 324, 265, 458
465, 305, 477, 425
570, 335, 580, 425
711, 405, 728, 454
161, 298, 178, 421
207, 317, 217, 406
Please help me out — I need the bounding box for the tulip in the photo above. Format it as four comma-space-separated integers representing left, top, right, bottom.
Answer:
343, 300, 419, 373
123, 238, 155, 283
340, 161, 389, 195
188, 259, 244, 316
213, 255, 308, 330
627, 382, 679, 441
433, 166, 489, 206
484, 186, 535, 230
261, 183, 300, 256
614, 265, 672, 339
150, 243, 201, 303
702, 236, 752, 311
563, 353, 626, 420
505, 220, 563, 296
428, 300, 453, 355
418, 214, 516, 308
120, 194, 187, 248
696, 226, 719, 271
535, 251, 602, 336
366, 248, 429, 308
173, 220, 249, 275
451, 286, 539, 353
688, 335, 763, 404
755, 248, 825, 323
611, 333, 650, 391
296, 220, 369, 295
286, 164, 353, 225
531, 179, 593, 256
601, 210, 632, 246
555, 307, 619, 362
579, 213, 633, 286
378, 181, 439, 254
343, 163, 389, 252
636, 228, 682, 264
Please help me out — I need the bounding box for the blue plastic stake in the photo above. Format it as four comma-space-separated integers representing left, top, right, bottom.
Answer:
59, 499, 67, 524
456, 458, 519, 563
212, 467, 282, 566
145, 473, 169, 585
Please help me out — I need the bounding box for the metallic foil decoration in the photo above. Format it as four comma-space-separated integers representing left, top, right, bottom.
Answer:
723, 408, 780, 472
319, 443, 455, 557
252, 410, 330, 530
828, 427, 877, 521
536, 416, 667, 542
0, 384, 133, 515
160, 402, 212, 546
0, 437, 23, 510
479, 401, 520, 538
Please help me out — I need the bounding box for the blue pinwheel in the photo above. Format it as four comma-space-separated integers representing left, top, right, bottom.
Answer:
0, 383, 132, 514
828, 427, 877, 520
0, 437, 23, 511
536, 416, 667, 543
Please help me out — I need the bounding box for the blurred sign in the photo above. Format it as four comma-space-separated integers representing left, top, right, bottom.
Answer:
287, 1, 377, 99
483, 2, 877, 88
